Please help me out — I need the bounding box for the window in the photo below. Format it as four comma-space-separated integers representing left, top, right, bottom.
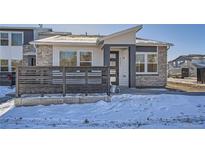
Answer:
80, 52, 92, 66
136, 52, 158, 74
147, 54, 158, 72
11, 60, 20, 72
0, 33, 9, 46
60, 51, 92, 67
0, 60, 9, 72
136, 54, 145, 72
60, 52, 77, 67
11, 33, 23, 46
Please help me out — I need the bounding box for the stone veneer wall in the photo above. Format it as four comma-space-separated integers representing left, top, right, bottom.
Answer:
136, 46, 168, 87
36, 45, 53, 66
22, 45, 36, 66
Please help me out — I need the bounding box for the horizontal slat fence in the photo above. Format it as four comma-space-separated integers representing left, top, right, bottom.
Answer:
16, 66, 110, 97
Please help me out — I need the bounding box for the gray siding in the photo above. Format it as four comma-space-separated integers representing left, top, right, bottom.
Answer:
136, 46, 157, 52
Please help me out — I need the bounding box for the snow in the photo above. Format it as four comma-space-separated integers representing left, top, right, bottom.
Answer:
1, 94, 205, 128
0, 100, 15, 117
0, 86, 15, 98
168, 77, 205, 86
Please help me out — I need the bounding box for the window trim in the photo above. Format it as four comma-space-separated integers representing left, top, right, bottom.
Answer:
136, 48, 158, 75
59, 50, 93, 67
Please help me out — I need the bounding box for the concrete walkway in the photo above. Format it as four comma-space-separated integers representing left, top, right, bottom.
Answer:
118, 87, 205, 96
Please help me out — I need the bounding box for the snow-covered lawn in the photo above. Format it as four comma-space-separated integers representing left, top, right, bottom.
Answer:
1, 94, 205, 128
0, 86, 15, 98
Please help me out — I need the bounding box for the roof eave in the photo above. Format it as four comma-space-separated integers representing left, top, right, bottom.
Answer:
136, 43, 173, 47
30, 41, 97, 46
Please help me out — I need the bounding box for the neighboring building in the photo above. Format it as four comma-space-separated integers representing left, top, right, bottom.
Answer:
31, 25, 173, 88
0, 26, 52, 72
168, 54, 205, 78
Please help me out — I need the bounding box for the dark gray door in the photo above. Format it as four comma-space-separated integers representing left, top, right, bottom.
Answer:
110, 51, 119, 85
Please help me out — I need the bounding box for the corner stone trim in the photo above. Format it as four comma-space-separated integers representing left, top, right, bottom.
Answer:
36, 45, 53, 66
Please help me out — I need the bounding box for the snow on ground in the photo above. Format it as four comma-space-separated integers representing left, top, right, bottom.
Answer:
0, 86, 15, 98
1, 94, 205, 128
168, 77, 205, 86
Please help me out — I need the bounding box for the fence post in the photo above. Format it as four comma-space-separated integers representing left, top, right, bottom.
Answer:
85, 68, 88, 96
107, 66, 110, 96
40, 68, 44, 97
16, 66, 19, 97
63, 67, 66, 96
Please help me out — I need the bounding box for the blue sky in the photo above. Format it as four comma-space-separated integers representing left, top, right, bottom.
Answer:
1, 24, 205, 60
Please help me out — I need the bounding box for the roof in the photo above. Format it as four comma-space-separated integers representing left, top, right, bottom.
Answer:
99, 25, 143, 41
192, 62, 205, 68
31, 25, 173, 47
30, 35, 101, 46
170, 54, 205, 62
136, 37, 173, 46
39, 31, 72, 36
0, 26, 52, 31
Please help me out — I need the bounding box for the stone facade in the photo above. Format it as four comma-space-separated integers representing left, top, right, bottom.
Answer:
22, 45, 36, 66
36, 45, 53, 66
136, 46, 168, 87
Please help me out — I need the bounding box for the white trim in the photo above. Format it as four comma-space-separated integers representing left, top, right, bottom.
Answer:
136, 49, 159, 75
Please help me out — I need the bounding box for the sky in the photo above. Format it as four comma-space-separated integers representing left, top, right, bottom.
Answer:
1, 24, 205, 61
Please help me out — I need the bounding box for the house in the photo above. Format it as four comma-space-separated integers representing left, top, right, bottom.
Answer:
0, 26, 54, 85
168, 54, 205, 78
30, 25, 173, 88
0, 26, 52, 72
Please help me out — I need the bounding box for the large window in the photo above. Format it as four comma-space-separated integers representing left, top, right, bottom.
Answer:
80, 52, 92, 66
136, 52, 158, 74
0, 33, 9, 46
60, 51, 92, 67
0, 60, 9, 72
11, 33, 23, 46
60, 52, 77, 67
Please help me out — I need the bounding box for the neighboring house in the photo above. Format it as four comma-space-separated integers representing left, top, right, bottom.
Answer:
168, 54, 205, 78
31, 25, 173, 88
0, 26, 52, 72
0, 26, 52, 85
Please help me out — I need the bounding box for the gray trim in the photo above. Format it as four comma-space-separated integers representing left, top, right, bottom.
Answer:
129, 45, 136, 88
103, 44, 136, 88
103, 44, 110, 66
136, 46, 157, 52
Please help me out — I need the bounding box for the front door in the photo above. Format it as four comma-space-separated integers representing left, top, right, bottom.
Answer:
110, 51, 119, 85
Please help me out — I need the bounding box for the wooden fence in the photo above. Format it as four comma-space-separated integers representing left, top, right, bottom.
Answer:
16, 66, 110, 97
